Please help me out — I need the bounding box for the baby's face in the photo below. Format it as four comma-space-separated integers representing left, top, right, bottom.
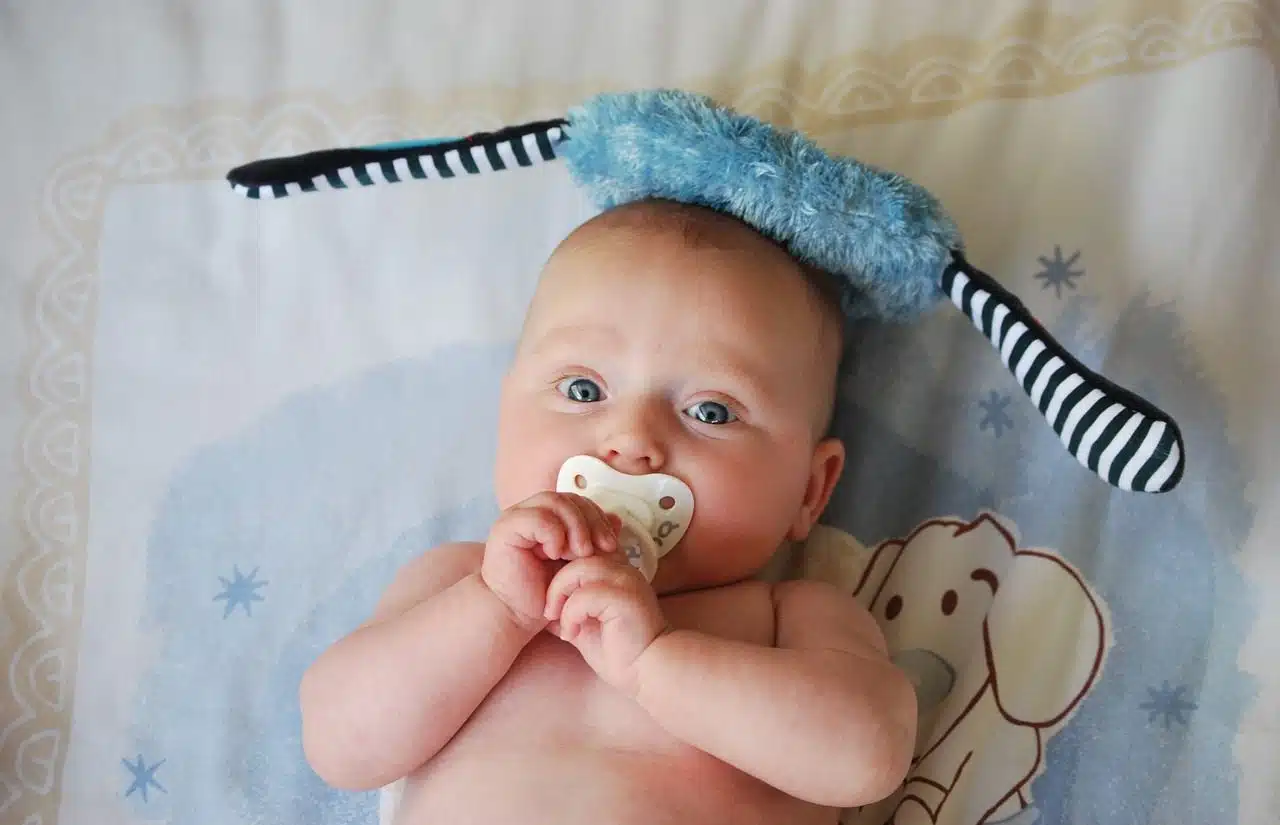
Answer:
495, 214, 845, 593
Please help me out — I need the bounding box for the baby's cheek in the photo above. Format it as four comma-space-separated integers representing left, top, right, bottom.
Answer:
503, 409, 605, 504
494, 411, 560, 505
691, 469, 793, 550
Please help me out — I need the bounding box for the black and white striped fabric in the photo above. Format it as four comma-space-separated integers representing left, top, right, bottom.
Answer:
226, 119, 568, 199
942, 253, 1185, 493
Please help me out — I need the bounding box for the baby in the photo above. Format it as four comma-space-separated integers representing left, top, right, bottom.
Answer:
300, 199, 917, 824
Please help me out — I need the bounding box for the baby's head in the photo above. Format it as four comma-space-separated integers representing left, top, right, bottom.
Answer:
495, 199, 847, 593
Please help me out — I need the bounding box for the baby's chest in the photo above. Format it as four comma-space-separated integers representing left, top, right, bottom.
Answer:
476, 636, 667, 746
477, 585, 776, 743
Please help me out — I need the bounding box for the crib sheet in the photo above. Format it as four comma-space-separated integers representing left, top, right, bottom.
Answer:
2, 3, 1277, 824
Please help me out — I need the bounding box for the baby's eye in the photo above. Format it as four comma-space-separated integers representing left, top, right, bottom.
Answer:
558, 377, 603, 403
684, 400, 737, 425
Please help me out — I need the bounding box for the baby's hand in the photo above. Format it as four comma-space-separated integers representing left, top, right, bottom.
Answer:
480, 492, 619, 630
544, 555, 666, 694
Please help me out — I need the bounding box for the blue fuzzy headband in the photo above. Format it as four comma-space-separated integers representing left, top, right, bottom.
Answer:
227, 89, 1185, 493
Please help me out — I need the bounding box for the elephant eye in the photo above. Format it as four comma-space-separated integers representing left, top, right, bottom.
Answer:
941, 589, 958, 615
971, 568, 999, 594
885, 595, 903, 620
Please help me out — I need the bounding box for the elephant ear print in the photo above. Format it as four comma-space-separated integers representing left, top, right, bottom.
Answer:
885, 594, 903, 620
941, 589, 958, 615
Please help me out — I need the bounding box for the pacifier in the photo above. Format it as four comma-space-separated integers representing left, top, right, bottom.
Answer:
554, 455, 695, 582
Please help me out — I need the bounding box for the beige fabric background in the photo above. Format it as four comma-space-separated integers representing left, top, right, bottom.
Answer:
2, 2, 1276, 824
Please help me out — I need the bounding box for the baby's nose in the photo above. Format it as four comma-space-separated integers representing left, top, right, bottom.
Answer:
600, 402, 668, 474
602, 429, 666, 474
603, 445, 665, 476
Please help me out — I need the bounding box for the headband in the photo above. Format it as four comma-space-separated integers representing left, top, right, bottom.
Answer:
227, 89, 1185, 493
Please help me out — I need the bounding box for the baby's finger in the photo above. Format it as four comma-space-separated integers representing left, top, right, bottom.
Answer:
572, 495, 619, 554
503, 506, 568, 560
547, 556, 634, 620
543, 565, 582, 620
559, 582, 626, 636
560, 494, 606, 557
518, 493, 590, 559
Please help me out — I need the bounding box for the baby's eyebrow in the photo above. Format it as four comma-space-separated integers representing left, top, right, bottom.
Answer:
525, 323, 620, 356
694, 359, 766, 392
686, 350, 787, 401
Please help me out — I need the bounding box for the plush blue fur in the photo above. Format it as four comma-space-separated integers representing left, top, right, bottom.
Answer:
559, 89, 963, 322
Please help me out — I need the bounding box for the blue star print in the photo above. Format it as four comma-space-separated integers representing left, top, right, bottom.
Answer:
1034, 245, 1085, 298
1140, 681, 1197, 728
977, 391, 1015, 437
122, 754, 166, 802
213, 565, 268, 618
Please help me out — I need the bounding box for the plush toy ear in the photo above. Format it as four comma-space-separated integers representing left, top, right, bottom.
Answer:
226, 120, 568, 199
226, 90, 1187, 494
943, 254, 1184, 493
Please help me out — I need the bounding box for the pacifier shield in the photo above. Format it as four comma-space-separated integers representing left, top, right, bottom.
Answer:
554, 455, 694, 558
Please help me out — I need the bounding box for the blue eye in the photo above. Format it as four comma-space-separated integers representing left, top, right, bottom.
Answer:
685, 400, 736, 425
558, 377, 603, 403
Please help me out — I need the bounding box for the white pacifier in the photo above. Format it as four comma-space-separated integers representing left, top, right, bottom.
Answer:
555, 455, 695, 582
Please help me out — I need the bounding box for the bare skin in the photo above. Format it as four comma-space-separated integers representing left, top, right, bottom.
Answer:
299, 202, 917, 825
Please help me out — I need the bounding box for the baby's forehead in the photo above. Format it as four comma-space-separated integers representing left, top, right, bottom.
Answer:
553, 206, 841, 321
542, 208, 816, 313
536, 243, 811, 337
561, 199, 792, 258
530, 199, 845, 349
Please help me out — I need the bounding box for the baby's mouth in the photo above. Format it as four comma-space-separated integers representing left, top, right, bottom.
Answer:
555, 455, 695, 582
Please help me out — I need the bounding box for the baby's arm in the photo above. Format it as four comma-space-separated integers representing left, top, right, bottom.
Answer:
299, 543, 539, 790
633, 579, 916, 808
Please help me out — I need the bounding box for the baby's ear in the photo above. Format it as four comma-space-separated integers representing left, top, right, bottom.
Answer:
787, 438, 846, 541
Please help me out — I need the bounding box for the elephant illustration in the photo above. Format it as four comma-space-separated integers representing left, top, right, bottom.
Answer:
801, 514, 1110, 825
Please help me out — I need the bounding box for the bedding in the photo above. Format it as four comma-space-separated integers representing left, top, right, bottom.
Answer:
2, 3, 1277, 824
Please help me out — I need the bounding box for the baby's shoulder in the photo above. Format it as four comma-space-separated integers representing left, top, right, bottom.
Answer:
662, 579, 776, 644
667, 578, 773, 608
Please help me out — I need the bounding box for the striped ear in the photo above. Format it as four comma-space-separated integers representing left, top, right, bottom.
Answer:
942, 252, 1185, 493
226, 119, 568, 199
